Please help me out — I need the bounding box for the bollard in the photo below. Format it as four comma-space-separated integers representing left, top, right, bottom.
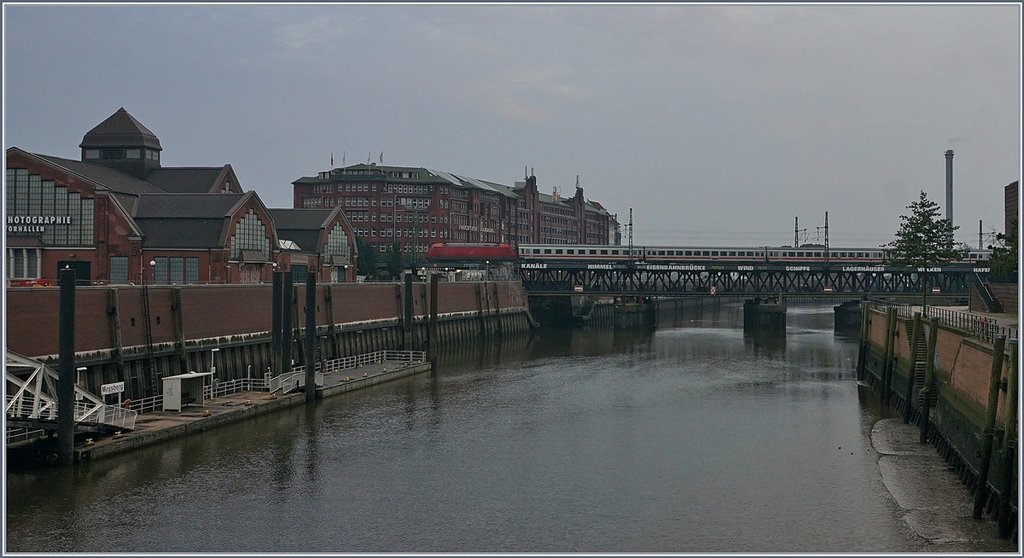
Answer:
57, 268, 77, 466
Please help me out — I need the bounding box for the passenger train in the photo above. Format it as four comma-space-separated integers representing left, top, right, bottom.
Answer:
426, 242, 990, 267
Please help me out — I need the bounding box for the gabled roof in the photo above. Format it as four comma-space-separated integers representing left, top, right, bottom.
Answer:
79, 107, 162, 150
146, 167, 226, 194
268, 209, 334, 252
133, 193, 249, 249
35, 154, 165, 195
133, 193, 245, 219
135, 218, 225, 249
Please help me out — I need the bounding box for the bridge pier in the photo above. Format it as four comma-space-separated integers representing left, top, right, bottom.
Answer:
743, 296, 786, 333
614, 297, 656, 329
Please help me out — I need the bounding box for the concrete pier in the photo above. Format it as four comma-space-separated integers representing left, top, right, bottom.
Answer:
743, 296, 786, 333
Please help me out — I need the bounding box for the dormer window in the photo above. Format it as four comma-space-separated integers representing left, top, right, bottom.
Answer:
126, 149, 141, 159
85, 150, 100, 159
101, 149, 124, 160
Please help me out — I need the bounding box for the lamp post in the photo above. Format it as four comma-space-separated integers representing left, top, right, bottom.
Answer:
75, 366, 87, 400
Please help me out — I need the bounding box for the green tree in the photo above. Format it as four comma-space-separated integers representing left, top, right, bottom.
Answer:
987, 221, 1018, 277
385, 241, 404, 279
355, 238, 379, 277
883, 190, 966, 311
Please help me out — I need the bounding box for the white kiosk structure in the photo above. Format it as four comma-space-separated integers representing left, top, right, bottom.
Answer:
162, 371, 213, 412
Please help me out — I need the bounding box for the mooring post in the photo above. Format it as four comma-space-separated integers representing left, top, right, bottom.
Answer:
881, 307, 897, 404
403, 271, 415, 350
271, 271, 282, 376
856, 300, 869, 381
974, 334, 1007, 519
903, 312, 922, 423
304, 273, 317, 404
429, 273, 439, 372
281, 271, 294, 376
919, 318, 939, 444
57, 268, 77, 466
997, 339, 1018, 538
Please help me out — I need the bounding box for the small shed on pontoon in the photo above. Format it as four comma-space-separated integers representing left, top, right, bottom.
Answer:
162, 371, 214, 412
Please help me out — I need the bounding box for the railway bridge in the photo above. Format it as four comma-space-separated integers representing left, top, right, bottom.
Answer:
518, 261, 986, 298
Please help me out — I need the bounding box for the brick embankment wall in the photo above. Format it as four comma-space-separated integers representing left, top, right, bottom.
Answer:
858, 305, 1016, 529
6, 280, 532, 400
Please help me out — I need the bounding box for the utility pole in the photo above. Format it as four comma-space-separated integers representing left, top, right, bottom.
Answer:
979, 219, 983, 250
794, 216, 807, 248
628, 208, 634, 266
815, 211, 829, 265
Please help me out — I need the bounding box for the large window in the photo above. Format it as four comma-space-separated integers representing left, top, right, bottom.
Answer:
324, 223, 351, 260
6, 248, 40, 280
230, 209, 270, 259
109, 256, 129, 284
6, 168, 94, 247
151, 256, 200, 284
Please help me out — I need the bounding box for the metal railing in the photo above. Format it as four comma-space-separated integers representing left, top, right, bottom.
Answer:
268, 350, 427, 393
5, 396, 138, 431
867, 300, 1018, 343
123, 376, 268, 415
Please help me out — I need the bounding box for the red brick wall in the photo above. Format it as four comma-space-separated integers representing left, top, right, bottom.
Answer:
6, 281, 528, 357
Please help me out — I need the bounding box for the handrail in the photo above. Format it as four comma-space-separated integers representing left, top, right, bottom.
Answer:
970, 273, 1002, 313
865, 299, 1017, 343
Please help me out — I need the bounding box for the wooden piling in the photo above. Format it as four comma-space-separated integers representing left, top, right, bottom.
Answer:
57, 268, 77, 466
974, 335, 1007, 519
280, 271, 293, 374
304, 274, 317, 404
881, 308, 897, 404
919, 318, 939, 444
998, 340, 1018, 538
903, 312, 922, 423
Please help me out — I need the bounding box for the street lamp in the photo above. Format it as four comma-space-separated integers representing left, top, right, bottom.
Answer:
210, 347, 219, 376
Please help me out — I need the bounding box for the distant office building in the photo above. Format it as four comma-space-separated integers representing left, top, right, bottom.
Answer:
1006, 180, 1018, 234
5, 108, 357, 285
292, 164, 620, 255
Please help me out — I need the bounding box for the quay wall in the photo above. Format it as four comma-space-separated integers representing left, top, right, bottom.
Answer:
6, 280, 532, 401
858, 305, 1017, 531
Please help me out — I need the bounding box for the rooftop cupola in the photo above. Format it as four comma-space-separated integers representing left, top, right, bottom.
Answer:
79, 107, 163, 179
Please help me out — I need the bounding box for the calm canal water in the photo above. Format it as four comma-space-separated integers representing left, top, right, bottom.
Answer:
4, 302, 1012, 552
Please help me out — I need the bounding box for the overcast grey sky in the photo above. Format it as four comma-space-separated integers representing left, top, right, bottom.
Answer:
3, 3, 1020, 247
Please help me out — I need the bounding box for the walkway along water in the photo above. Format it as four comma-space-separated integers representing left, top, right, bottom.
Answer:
5, 275, 535, 465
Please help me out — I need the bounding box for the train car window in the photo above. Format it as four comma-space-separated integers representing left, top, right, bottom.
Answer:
601, 250, 608, 255
589, 249, 597, 255
612, 250, 621, 255
544, 249, 552, 254
532, 249, 540, 254
658, 250, 666, 255
701, 251, 709, 256
555, 249, 563, 254
684, 251, 692, 256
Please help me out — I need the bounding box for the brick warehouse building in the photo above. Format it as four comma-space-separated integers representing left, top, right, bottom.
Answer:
292, 164, 620, 256
5, 108, 357, 285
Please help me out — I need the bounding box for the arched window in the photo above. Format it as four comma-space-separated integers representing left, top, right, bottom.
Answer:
324, 223, 350, 259
230, 209, 269, 259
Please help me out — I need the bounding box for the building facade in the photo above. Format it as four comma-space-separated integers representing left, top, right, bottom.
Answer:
292, 164, 620, 256
5, 108, 358, 286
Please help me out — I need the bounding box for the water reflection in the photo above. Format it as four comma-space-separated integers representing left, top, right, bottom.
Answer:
4, 302, 1007, 552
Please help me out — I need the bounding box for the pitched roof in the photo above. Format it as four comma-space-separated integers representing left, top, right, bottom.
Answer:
135, 218, 225, 249
268, 209, 334, 252
35, 154, 166, 195
133, 193, 244, 218
146, 167, 225, 194
79, 107, 162, 150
